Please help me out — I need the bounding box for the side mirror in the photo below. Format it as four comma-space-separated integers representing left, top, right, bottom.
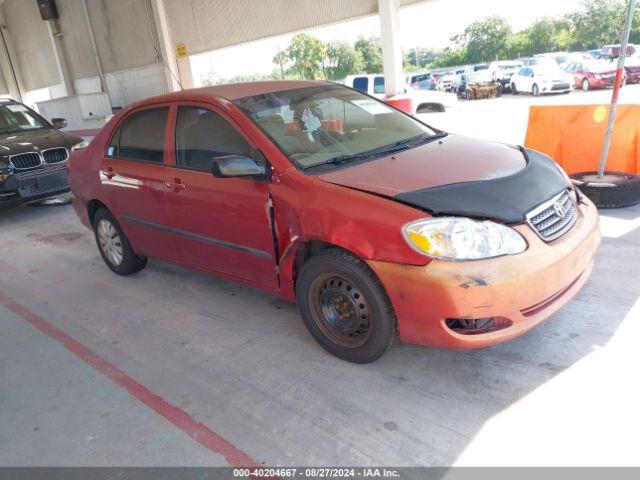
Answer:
51, 118, 68, 130
211, 155, 266, 179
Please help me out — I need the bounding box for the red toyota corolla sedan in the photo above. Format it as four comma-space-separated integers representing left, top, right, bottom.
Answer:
68, 81, 600, 363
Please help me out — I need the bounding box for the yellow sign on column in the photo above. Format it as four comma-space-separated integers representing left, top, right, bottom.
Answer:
176, 43, 187, 58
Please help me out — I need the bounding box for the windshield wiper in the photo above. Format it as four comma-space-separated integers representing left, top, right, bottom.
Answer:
302, 132, 447, 171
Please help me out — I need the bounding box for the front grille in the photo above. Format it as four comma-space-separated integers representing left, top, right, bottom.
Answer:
13, 162, 65, 179
42, 148, 68, 164
526, 189, 578, 241
10, 152, 42, 170
552, 83, 570, 91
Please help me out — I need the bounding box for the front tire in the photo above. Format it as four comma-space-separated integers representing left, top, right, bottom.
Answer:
532, 84, 540, 96
296, 249, 397, 363
93, 208, 147, 276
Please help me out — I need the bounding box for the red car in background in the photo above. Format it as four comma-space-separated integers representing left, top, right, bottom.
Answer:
623, 56, 640, 84
564, 59, 623, 90
68, 81, 600, 363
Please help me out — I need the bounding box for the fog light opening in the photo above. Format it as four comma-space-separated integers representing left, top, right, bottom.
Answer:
445, 317, 512, 335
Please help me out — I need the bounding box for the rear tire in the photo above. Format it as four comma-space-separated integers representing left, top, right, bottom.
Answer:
532, 84, 540, 96
296, 248, 397, 363
511, 83, 518, 95
582, 78, 590, 91
93, 208, 147, 275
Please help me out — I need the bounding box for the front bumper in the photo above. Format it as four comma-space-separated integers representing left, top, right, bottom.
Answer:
590, 77, 616, 88
540, 82, 572, 94
0, 166, 70, 208
367, 197, 600, 349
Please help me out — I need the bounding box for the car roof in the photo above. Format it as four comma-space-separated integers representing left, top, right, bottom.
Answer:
129, 80, 329, 107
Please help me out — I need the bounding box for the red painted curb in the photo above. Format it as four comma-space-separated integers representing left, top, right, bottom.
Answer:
0, 291, 261, 468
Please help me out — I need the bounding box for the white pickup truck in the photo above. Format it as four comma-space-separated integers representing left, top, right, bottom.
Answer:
343, 74, 457, 114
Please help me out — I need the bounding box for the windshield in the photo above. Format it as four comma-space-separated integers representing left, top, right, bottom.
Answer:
0, 103, 48, 134
234, 85, 436, 171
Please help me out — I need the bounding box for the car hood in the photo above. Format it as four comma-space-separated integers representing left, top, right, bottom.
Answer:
318, 135, 570, 223
319, 135, 526, 196
0, 128, 82, 163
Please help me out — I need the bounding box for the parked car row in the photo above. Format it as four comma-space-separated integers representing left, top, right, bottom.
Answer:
410, 43, 639, 100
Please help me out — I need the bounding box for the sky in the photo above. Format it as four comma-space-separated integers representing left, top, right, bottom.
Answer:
190, 0, 585, 85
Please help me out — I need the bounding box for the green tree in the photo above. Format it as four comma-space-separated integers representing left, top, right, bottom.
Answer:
429, 47, 467, 68
507, 17, 572, 57
272, 50, 288, 80
324, 41, 363, 80
354, 37, 383, 73
286, 34, 326, 80
405, 47, 439, 69
568, 0, 629, 50
460, 16, 512, 63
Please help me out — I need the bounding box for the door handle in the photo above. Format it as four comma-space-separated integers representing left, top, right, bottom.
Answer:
102, 166, 115, 180
165, 179, 186, 191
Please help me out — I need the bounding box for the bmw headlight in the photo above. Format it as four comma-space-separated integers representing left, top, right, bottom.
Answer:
71, 139, 90, 151
403, 217, 527, 261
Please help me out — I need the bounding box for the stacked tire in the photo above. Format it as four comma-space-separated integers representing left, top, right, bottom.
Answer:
570, 172, 640, 209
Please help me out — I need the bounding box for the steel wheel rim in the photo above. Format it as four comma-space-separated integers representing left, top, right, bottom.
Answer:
97, 219, 124, 266
308, 274, 372, 348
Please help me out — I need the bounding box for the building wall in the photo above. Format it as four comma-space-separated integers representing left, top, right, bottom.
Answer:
0, 65, 8, 95
84, 0, 158, 74
0, 0, 167, 108
1, 0, 58, 92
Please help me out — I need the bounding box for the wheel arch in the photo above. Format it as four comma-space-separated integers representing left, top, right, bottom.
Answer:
278, 238, 368, 301
87, 198, 110, 226
416, 102, 445, 113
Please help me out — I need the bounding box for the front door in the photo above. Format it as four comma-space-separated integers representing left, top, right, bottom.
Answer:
164, 104, 277, 289
100, 105, 179, 262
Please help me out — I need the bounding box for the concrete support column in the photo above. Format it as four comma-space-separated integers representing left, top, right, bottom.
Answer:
46, 19, 75, 98
176, 56, 193, 89
0, 10, 24, 101
149, 0, 190, 91
378, 0, 404, 96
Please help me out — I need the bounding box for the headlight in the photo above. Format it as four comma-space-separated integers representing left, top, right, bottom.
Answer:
71, 140, 90, 151
403, 217, 527, 261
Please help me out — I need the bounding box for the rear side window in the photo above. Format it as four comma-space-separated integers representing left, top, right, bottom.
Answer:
175, 106, 252, 172
352, 77, 369, 93
373, 76, 385, 94
108, 107, 168, 163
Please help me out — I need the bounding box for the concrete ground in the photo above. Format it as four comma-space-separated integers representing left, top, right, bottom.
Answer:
1, 88, 640, 467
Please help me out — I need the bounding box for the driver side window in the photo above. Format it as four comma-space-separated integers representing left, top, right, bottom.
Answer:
175, 107, 253, 173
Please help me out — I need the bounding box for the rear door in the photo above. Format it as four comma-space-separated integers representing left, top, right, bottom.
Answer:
100, 105, 179, 261
163, 103, 277, 289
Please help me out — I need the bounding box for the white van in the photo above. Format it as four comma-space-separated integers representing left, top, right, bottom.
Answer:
343, 74, 457, 113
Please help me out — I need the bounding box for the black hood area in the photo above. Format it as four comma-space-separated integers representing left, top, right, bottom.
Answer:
395, 148, 571, 224
0, 128, 82, 165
